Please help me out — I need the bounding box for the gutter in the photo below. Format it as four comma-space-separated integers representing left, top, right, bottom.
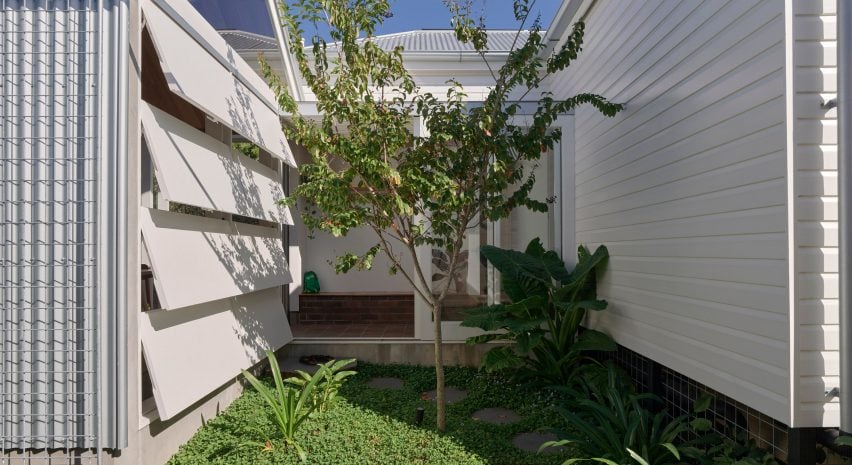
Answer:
840, 0, 852, 433
266, 0, 303, 102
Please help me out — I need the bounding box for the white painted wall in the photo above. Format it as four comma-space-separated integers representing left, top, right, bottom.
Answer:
548, 0, 790, 423
790, 0, 839, 427
289, 146, 414, 294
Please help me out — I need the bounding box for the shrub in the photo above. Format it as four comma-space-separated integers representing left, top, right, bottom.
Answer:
542, 363, 689, 465
240, 351, 355, 461
462, 238, 615, 386
285, 358, 357, 414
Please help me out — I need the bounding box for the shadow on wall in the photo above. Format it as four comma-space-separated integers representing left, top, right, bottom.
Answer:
203, 226, 290, 295
226, 72, 290, 159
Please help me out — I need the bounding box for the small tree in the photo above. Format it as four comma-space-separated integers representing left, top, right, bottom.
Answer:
267, 0, 621, 431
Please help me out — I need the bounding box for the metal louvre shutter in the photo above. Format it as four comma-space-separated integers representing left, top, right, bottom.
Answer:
140, 208, 292, 310
141, 0, 296, 167
140, 103, 293, 225
140, 287, 293, 421
1, 0, 127, 456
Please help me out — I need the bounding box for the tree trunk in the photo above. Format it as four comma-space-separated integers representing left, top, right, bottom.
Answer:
433, 301, 446, 432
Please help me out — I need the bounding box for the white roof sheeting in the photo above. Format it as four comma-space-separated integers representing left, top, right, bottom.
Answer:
331, 29, 532, 54
142, 0, 295, 166
140, 208, 292, 310
220, 29, 278, 52
141, 287, 293, 420
141, 103, 293, 224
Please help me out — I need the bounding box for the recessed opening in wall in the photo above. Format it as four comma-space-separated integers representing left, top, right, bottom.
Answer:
141, 264, 160, 311
141, 350, 157, 418
141, 26, 205, 130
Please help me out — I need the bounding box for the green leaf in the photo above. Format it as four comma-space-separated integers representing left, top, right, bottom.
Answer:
464, 333, 505, 345
690, 418, 713, 432
515, 331, 544, 353
460, 304, 509, 331
626, 448, 650, 465
481, 346, 523, 372
573, 329, 616, 352
835, 435, 852, 447
693, 393, 713, 414
660, 443, 681, 460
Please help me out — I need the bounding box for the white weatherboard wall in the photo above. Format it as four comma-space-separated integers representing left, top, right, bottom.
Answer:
549, 1, 789, 422
791, 1, 839, 427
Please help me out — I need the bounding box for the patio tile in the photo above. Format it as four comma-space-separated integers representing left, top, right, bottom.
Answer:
512, 432, 563, 454
471, 407, 521, 424
421, 387, 467, 404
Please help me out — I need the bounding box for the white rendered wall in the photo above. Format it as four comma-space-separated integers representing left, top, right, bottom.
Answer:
790, 0, 839, 427
290, 146, 414, 294
549, 0, 789, 423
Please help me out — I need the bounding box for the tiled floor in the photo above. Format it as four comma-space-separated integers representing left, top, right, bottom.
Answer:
290, 320, 414, 338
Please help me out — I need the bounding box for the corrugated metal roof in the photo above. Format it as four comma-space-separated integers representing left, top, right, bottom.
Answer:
362, 29, 531, 53
221, 29, 531, 54
220, 29, 278, 52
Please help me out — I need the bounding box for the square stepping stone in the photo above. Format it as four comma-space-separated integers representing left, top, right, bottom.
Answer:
471, 407, 520, 424
512, 432, 564, 454
421, 387, 467, 404
367, 377, 405, 390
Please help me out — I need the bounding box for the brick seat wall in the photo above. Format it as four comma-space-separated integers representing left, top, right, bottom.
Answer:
297, 292, 414, 325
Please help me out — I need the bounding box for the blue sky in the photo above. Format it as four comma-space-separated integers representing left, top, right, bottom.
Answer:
191, 0, 561, 38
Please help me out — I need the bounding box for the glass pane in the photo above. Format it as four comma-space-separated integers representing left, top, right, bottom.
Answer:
432, 221, 490, 321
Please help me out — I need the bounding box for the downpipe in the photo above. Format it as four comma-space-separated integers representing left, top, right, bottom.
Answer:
839, 0, 852, 436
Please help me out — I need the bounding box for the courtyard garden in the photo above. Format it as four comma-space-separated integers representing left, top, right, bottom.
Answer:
167, 362, 570, 465
167, 241, 784, 465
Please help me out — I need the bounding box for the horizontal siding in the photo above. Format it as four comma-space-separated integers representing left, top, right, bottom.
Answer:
549, 0, 790, 422
792, 0, 839, 427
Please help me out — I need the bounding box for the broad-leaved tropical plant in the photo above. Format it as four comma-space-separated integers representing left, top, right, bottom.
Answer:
462, 238, 615, 386
285, 358, 357, 414
542, 363, 690, 465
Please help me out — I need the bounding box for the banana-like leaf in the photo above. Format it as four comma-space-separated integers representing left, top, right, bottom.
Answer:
567, 245, 608, 287
481, 346, 524, 372
515, 331, 544, 354
505, 295, 547, 318
460, 304, 510, 330
554, 299, 608, 312
573, 329, 616, 352
465, 333, 506, 345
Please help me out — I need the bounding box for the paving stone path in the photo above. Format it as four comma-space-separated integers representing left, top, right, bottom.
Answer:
470, 407, 521, 424
366, 377, 405, 390
421, 387, 468, 404
512, 432, 563, 454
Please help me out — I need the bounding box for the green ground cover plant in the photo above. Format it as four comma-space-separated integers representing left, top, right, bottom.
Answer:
167, 363, 570, 465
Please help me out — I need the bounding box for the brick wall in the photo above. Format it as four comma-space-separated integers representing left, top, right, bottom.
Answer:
297, 293, 414, 325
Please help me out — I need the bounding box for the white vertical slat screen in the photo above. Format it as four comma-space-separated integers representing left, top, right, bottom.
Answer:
141, 0, 295, 166
1, 0, 107, 451
141, 103, 293, 224
140, 208, 292, 310
140, 287, 293, 421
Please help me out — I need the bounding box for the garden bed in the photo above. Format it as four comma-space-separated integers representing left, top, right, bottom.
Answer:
167, 363, 570, 465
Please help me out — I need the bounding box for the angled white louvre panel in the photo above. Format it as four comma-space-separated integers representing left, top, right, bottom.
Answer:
141, 0, 296, 166
141, 287, 293, 420
140, 208, 292, 310
141, 103, 293, 224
